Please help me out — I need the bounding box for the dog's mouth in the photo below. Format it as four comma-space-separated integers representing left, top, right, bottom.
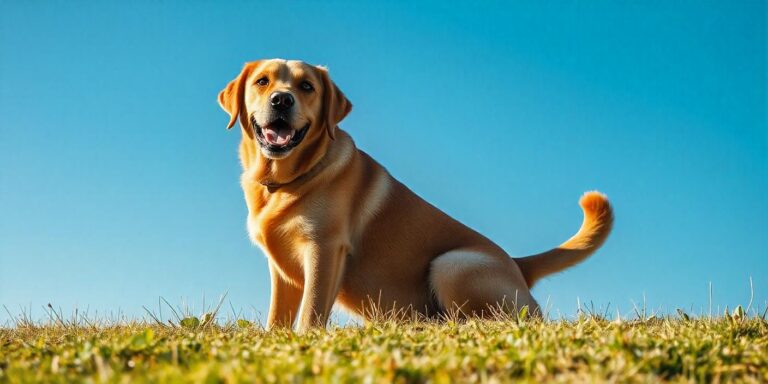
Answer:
252, 117, 310, 154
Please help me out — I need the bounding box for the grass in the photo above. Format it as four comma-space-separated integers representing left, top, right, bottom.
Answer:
1, 308, 767, 383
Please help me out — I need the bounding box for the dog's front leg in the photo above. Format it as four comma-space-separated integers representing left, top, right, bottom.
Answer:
266, 261, 303, 330
296, 243, 347, 332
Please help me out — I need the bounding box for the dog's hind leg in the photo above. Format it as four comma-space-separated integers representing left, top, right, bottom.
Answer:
429, 250, 539, 318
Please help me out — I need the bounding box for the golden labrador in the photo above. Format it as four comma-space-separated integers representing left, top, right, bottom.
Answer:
218, 59, 613, 331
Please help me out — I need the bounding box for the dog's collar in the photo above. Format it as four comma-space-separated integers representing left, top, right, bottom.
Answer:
259, 180, 283, 193
258, 152, 332, 193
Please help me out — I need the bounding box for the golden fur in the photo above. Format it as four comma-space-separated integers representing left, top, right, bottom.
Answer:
218, 59, 614, 331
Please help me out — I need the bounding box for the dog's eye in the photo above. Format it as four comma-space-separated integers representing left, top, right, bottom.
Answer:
300, 81, 314, 92
256, 77, 269, 86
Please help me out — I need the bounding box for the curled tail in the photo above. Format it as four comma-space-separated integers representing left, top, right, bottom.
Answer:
515, 191, 614, 287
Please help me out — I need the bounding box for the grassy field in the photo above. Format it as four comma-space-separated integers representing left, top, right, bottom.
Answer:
2, 310, 767, 383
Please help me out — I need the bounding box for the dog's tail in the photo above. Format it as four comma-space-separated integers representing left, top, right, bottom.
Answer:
515, 191, 613, 287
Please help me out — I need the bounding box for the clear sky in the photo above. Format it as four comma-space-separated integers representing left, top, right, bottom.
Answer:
1, 1, 766, 323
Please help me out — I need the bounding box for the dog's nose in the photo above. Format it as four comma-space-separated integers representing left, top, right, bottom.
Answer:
270, 92, 295, 111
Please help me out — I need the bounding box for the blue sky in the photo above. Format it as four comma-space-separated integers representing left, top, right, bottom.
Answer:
1, 1, 765, 323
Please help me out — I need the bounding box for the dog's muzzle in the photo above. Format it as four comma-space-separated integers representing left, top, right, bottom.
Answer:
252, 116, 310, 155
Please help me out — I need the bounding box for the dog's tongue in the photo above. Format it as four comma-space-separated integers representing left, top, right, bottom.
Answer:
264, 126, 294, 146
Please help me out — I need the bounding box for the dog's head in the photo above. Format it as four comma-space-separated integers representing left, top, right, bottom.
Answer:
218, 59, 351, 160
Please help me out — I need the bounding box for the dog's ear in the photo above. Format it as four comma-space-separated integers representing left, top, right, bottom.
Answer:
316, 66, 352, 139
218, 62, 259, 130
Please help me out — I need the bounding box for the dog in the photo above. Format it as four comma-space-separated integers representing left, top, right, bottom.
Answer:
218, 59, 613, 331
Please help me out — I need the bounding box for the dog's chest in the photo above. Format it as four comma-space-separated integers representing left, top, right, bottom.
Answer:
244, 189, 320, 281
